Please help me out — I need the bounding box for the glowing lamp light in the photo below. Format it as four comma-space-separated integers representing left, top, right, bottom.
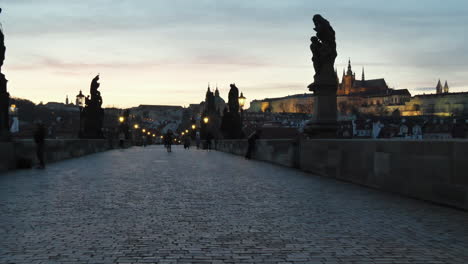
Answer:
185, 129, 189, 133
118, 116, 125, 123
142, 129, 146, 133
238, 92, 246, 108
181, 132, 185, 136
134, 124, 139, 129
191, 124, 196, 130
147, 132, 151, 135
203, 117, 209, 124
152, 134, 156, 137
160, 136, 163, 139
76, 90, 85, 108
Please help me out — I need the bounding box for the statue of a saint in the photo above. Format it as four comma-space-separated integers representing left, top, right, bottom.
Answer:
81, 75, 104, 138
308, 15, 338, 93
0, 8, 5, 71
0, 7, 9, 140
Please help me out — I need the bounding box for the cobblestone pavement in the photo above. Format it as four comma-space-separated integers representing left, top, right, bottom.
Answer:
1, 146, 468, 264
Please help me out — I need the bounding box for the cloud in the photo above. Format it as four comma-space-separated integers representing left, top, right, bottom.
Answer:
2, 0, 468, 107
251, 82, 307, 92
7, 57, 162, 71
411, 87, 436, 92
7, 51, 271, 73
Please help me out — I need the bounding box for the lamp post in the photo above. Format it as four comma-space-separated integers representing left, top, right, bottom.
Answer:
238, 92, 246, 127
76, 90, 85, 137
9, 104, 18, 134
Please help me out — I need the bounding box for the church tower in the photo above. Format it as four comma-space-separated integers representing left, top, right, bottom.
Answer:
436, 79, 443, 94
340, 59, 355, 95
215, 84, 220, 97
443, 81, 449, 93
65, 95, 69, 105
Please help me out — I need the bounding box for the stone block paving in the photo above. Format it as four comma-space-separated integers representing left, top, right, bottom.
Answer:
1, 146, 468, 264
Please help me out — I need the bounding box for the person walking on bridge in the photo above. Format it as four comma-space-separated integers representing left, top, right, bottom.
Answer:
34, 121, 46, 169
164, 130, 174, 153
245, 129, 262, 159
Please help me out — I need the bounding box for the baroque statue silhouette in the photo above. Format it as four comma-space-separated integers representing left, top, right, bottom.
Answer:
308, 14, 338, 92
0, 7, 10, 141
81, 75, 105, 139
305, 14, 338, 138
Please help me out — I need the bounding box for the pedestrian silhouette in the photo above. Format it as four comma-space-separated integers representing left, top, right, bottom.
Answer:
165, 130, 173, 152
33, 121, 46, 169
245, 129, 262, 159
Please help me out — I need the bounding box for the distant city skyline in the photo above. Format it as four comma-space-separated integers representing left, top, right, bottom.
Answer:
1, 0, 467, 108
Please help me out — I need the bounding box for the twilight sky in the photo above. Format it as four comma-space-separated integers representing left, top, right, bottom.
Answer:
1, 0, 467, 108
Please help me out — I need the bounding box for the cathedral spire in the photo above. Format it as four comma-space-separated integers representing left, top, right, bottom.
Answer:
361, 67, 365, 81
215, 83, 220, 97
444, 80, 449, 93
346, 58, 353, 76
436, 79, 442, 94
207, 82, 211, 92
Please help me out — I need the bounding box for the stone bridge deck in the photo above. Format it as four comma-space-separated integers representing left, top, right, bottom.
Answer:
1, 146, 467, 264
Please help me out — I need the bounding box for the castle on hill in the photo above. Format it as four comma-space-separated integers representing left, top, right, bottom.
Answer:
249, 59, 467, 118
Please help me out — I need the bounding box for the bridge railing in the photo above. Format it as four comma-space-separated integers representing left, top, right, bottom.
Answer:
216, 138, 468, 211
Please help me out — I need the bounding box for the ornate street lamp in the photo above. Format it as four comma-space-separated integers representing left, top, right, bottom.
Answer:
76, 90, 86, 137
238, 92, 246, 127
9, 104, 19, 134
76, 90, 85, 109
238, 92, 246, 109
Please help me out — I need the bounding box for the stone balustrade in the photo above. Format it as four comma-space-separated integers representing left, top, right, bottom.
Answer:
216, 138, 468, 210
0, 139, 129, 172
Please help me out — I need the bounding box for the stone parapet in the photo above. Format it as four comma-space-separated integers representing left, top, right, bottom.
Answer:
216, 138, 468, 210
0, 139, 130, 172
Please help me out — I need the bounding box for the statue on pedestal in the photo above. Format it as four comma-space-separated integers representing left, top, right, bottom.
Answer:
308, 14, 338, 93
80, 75, 104, 138
305, 14, 338, 138
224, 84, 242, 139
0, 7, 10, 141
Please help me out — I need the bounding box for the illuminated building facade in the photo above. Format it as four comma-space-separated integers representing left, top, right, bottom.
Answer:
250, 60, 467, 118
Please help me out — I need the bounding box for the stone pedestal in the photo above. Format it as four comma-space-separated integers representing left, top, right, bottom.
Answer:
0, 73, 9, 141
304, 84, 338, 138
